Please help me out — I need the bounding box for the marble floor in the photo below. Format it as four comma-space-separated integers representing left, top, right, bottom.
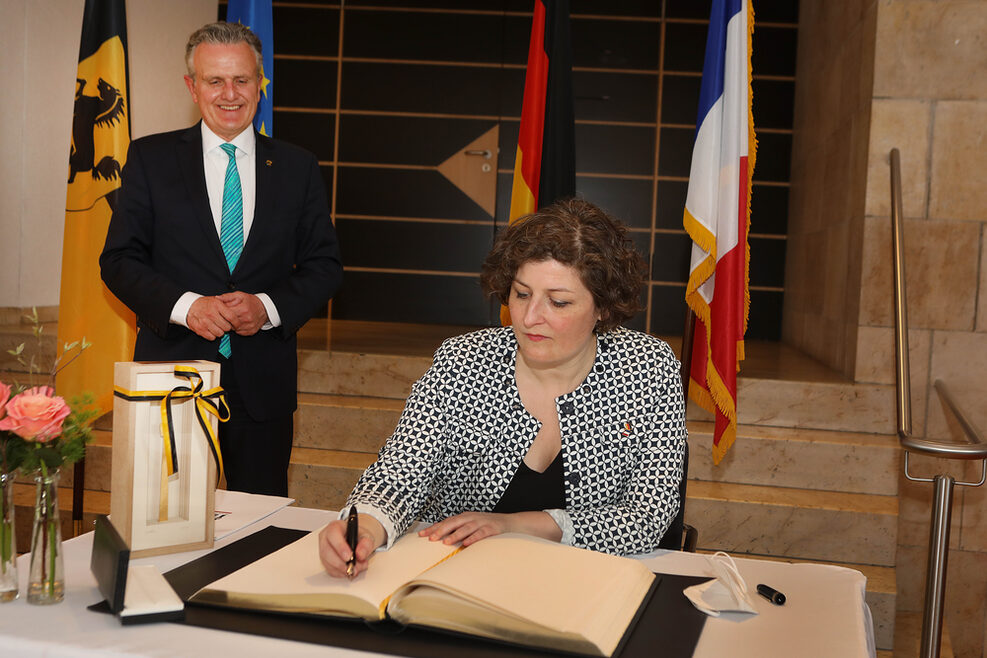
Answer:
301, 319, 850, 384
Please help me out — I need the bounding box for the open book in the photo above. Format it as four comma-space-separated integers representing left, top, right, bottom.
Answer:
189, 530, 657, 657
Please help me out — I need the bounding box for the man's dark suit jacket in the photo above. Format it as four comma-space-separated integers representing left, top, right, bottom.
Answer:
100, 123, 342, 421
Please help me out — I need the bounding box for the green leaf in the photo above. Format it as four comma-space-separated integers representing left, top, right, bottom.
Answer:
64, 341, 78, 352
35, 446, 64, 469
8, 343, 24, 356
60, 440, 85, 465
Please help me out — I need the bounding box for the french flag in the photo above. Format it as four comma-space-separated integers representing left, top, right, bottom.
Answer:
683, 0, 756, 464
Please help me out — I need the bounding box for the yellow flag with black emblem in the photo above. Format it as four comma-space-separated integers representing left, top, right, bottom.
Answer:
58, 0, 136, 412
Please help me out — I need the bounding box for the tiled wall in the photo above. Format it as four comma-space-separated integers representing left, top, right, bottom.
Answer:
877, 0, 987, 648
789, 0, 987, 655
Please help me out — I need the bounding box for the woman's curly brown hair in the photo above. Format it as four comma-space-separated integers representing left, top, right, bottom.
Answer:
480, 198, 647, 332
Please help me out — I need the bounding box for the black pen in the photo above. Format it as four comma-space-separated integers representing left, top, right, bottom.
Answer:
345, 505, 359, 578
757, 583, 786, 605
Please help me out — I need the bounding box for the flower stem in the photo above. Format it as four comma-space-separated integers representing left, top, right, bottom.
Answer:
37, 463, 51, 595
47, 517, 56, 596
0, 479, 7, 573
0, 478, 9, 573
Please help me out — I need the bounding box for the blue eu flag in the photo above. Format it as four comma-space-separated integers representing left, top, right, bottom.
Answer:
226, 0, 273, 136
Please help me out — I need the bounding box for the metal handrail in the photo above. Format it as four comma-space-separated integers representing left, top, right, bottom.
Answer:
891, 147, 911, 439
890, 147, 987, 658
891, 148, 987, 460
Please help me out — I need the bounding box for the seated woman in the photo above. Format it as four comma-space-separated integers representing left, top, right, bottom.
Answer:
319, 198, 686, 577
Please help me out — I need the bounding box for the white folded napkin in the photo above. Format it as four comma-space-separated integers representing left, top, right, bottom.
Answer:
683, 551, 759, 617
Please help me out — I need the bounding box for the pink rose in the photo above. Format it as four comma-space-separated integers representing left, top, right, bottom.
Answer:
0, 381, 9, 420
0, 386, 70, 443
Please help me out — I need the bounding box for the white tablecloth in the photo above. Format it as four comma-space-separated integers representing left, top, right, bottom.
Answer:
0, 496, 875, 658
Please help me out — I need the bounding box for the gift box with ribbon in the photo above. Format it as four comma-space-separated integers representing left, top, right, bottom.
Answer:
110, 361, 228, 558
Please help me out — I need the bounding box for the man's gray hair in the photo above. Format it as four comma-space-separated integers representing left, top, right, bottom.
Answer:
185, 21, 262, 78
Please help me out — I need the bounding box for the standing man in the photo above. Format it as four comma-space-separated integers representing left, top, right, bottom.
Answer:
100, 22, 342, 496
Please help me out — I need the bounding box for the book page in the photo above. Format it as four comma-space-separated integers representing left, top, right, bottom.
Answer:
191, 529, 459, 620
212, 490, 294, 541
388, 534, 655, 657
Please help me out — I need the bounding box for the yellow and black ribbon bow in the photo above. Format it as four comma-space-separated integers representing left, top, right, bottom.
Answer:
114, 365, 230, 484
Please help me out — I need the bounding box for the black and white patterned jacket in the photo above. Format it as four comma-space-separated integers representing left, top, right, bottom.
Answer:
345, 326, 687, 556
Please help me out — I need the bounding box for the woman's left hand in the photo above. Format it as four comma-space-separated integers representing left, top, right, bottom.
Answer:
419, 512, 514, 547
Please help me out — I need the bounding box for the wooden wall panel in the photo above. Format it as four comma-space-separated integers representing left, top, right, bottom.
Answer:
230, 0, 799, 337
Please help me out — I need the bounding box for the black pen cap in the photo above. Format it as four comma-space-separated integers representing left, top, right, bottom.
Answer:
756, 584, 786, 605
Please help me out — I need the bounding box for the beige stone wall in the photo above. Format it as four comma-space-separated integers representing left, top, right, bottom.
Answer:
0, 0, 215, 308
788, 1, 987, 653
856, 1, 987, 656
783, 1, 878, 378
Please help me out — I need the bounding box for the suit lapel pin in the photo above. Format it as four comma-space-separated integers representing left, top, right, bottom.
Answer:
266, 159, 273, 166
620, 421, 632, 437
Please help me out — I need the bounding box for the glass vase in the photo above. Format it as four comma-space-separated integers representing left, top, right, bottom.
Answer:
27, 468, 63, 605
0, 471, 17, 602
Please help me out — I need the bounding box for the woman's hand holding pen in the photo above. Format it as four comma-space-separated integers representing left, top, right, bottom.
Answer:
318, 514, 386, 578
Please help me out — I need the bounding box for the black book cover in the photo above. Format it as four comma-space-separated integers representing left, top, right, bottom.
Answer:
166, 526, 707, 657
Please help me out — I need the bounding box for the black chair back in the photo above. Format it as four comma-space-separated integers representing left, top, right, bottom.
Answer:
657, 442, 696, 551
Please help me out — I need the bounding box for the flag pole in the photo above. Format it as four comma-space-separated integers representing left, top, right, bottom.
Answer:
680, 309, 695, 398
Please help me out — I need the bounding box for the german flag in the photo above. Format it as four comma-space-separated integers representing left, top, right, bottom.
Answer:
501, 0, 575, 324
58, 0, 136, 412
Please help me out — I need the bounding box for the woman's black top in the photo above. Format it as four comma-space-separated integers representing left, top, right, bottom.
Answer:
492, 450, 565, 513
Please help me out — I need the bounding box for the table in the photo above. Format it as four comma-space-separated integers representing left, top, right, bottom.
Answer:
0, 495, 876, 657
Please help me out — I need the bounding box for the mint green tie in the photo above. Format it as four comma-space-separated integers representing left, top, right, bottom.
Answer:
218, 143, 243, 358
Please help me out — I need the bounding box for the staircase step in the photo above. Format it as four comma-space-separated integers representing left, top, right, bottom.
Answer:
68, 429, 113, 493
688, 377, 897, 434
895, 611, 954, 658
24, 395, 907, 498
296, 341, 898, 436
3, 320, 904, 650
284, 443, 898, 565
688, 421, 900, 495
687, 480, 898, 566
298, 349, 430, 399
295, 393, 402, 452
0, 321, 57, 374
11, 483, 111, 549
287, 448, 377, 511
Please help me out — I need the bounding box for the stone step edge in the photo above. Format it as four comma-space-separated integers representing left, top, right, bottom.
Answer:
291, 447, 377, 470
687, 419, 900, 448
291, 393, 901, 450
8, 479, 898, 597
16, 473, 901, 587
89, 396, 901, 452
296, 392, 406, 410
94, 413, 899, 454
290, 449, 899, 517
695, 548, 896, 595
895, 611, 954, 658
13, 482, 111, 514
82, 441, 901, 519
291, 392, 900, 451
94, 418, 899, 457
689, 479, 898, 516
